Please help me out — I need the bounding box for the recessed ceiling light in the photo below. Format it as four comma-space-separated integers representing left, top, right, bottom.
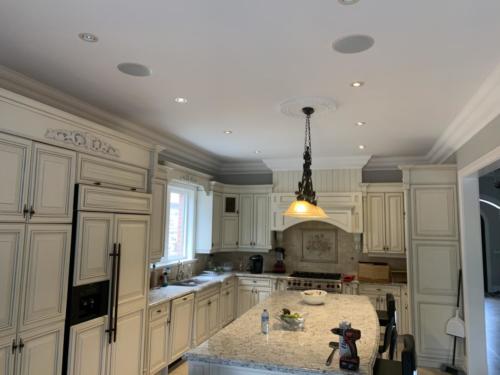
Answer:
78, 33, 98, 43
254, 150, 262, 154
358, 145, 365, 150
351, 81, 364, 88
356, 121, 366, 126
174, 97, 188, 104
333, 35, 375, 54
117, 63, 152, 77
223, 130, 232, 134
338, 0, 360, 5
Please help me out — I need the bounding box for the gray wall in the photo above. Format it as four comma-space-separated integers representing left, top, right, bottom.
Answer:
456, 114, 500, 169
362, 169, 402, 183
216, 173, 273, 185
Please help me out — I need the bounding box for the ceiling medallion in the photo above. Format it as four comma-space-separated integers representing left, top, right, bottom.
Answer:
283, 107, 328, 219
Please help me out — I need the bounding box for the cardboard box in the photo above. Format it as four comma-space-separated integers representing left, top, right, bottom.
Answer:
358, 262, 390, 282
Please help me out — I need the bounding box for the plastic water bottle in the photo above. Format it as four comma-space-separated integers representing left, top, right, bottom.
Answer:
261, 309, 270, 334
339, 320, 352, 357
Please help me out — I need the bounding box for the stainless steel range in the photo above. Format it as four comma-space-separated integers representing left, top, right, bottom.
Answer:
286, 271, 343, 293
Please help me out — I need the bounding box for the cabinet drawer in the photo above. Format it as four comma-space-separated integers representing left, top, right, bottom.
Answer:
150, 302, 169, 321
196, 285, 220, 301
77, 154, 148, 192
77, 185, 152, 214
359, 283, 401, 296
222, 277, 236, 289
238, 277, 271, 288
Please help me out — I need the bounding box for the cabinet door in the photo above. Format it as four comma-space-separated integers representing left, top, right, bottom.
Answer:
67, 317, 108, 375
17, 323, 64, 375
29, 143, 76, 223
0, 133, 31, 222
193, 298, 210, 346
73, 213, 114, 286
220, 287, 235, 327
366, 193, 386, 253
385, 193, 405, 254
150, 179, 167, 263
207, 294, 220, 336
169, 294, 194, 363
253, 194, 270, 249
115, 215, 149, 313
237, 287, 254, 317
221, 216, 239, 249
255, 289, 271, 305
20, 225, 71, 331
238, 194, 254, 248
0, 224, 25, 338
0, 335, 15, 375
147, 317, 169, 374
222, 194, 238, 216
211, 192, 222, 250
109, 309, 145, 375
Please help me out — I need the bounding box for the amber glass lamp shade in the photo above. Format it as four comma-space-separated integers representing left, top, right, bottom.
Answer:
283, 199, 328, 219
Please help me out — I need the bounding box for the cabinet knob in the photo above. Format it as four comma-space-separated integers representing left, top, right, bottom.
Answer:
11, 339, 17, 354
208, 300, 212, 305
156, 309, 162, 313
94, 182, 101, 186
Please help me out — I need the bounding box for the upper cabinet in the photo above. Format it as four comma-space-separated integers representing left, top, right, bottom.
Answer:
223, 194, 238, 216
363, 185, 406, 257
0, 133, 76, 223
239, 193, 271, 251
195, 190, 223, 254
149, 178, 168, 263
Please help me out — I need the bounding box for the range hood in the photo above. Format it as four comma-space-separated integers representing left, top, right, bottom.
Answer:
270, 192, 363, 233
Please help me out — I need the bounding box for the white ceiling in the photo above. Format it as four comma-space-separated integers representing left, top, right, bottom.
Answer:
1, 0, 500, 164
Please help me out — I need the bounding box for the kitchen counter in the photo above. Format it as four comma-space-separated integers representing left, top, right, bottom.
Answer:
185, 291, 380, 375
148, 271, 289, 307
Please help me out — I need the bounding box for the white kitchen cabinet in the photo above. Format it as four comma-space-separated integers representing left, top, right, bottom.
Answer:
19, 225, 71, 332
16, 322, 65, 375
147, 302, 170, 375
67, 317, 108, 375
238, 193, 271, 251
73, 212, 114, 286
194, 297, 210, 346
0, 335, 15, 375
29, 143, 76, 223
237, 278, 272, 317
223, 194, 238, 216
169, 294, 194, 363
115, 215, 150, 313
0, 134, 76, 224
194, 287, 221, 346
365, 192, 405, 256
109, 309, 145, 375
196, 191, 223, 254
149, 178, 167, 263
220, 285, 236, 327
0, 224, 25, 338
221, 216, 239, 249
0, 133, 31, 222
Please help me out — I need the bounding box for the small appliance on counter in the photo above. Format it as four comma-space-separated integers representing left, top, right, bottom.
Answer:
272, 247, 286, 273
248, 254, 264, 274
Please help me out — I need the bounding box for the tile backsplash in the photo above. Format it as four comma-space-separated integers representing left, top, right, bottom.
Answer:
212, 221, 406, 275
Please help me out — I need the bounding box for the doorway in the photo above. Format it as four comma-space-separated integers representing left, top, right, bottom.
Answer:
458, 146, 500, 375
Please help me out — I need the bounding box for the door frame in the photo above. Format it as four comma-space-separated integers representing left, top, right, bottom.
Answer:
458, 145, 500, 374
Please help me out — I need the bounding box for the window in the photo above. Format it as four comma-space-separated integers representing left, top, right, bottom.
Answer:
165, 183, 196, 262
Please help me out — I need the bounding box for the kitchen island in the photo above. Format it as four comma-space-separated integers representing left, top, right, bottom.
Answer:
185, 291, 380, 375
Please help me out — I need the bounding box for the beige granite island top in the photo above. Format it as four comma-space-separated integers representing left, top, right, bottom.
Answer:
185, 291, 380, 375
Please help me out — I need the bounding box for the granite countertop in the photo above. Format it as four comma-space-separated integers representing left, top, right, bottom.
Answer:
185, 291, 380, 375
148, 271, 290, 307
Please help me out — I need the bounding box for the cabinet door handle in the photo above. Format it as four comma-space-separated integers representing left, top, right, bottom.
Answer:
11, 339, 17, 354
94, 182, 101, 186
18, 339, 24, 353
156, 309, 162, 313
29, 206, 35, 219
226, 291, 230, 295
208, 300, 212, 306
22, 204, 29, 219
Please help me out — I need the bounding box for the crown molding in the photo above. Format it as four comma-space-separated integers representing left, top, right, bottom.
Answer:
263, 155, 371, 171
364, 155, 430, 171
426, 62, 500, 164
0, 65, 223, 174
217, 160, 271, 175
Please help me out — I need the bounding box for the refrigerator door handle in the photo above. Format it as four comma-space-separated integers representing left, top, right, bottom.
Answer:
113, 243, 122, 342
106, 243, 117, 344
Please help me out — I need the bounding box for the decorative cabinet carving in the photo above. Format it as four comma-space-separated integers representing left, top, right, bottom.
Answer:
0, 133, 76, 224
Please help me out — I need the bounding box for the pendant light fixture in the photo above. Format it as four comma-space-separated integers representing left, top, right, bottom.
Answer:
284, 107, 328, 219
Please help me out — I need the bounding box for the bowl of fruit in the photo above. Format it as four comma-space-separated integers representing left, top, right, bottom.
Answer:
300, 289, 327, 305
278, 308, 305, 331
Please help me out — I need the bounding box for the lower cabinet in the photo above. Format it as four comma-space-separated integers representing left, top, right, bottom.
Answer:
193, 288, 220, 347
220, 285, 236, 327
237, 278, 272, 317
169, 294, 194, 364
146, 302, 170, 375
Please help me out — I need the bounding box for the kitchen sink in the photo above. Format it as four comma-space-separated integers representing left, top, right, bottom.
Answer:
172, 278, 211, 287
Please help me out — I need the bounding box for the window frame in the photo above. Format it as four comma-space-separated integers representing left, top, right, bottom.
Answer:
162, 182, 197, 264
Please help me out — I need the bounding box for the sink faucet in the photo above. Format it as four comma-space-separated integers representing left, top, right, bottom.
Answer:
176, 261, 185, 281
